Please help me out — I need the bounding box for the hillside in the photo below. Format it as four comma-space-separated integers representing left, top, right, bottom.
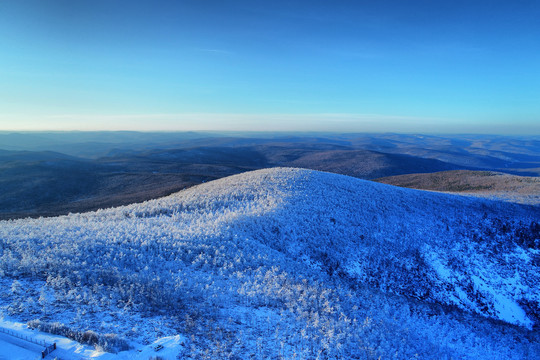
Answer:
3, 132, 539, 220
0, 144, 465, 220
0, 168, 538, 359
260, 146, 462, 178
376, 170, 540, 205
348, 134, 540, 176
0, 147, 265, 219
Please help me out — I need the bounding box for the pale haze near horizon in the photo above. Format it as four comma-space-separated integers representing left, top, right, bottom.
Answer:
0, 113, 537, 135
0, 1, 539, 134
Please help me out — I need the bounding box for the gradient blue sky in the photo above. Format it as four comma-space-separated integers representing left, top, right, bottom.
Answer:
0, 0, 539, 133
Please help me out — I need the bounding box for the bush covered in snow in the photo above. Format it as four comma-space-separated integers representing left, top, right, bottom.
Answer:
27, 319, 130, 353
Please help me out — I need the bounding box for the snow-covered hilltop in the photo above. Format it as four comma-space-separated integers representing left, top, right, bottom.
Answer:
0, 168, 538, 359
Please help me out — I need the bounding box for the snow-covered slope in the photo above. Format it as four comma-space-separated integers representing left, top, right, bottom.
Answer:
95, 167, 537, 328
0, 167, 538, 359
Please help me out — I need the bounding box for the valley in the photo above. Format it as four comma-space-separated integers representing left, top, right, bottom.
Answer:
1, 132, 539, 219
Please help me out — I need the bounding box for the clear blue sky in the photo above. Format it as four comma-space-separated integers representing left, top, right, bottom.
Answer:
0, 0, 539, 133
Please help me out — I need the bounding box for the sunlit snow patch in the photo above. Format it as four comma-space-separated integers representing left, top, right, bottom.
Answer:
470, 275, 533, 329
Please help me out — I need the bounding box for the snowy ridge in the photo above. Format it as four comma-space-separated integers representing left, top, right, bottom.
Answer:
0, 167, 538, 359
112, 167, 537, 328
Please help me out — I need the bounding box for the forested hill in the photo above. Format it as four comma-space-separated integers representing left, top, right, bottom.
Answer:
0, 168, 538, 358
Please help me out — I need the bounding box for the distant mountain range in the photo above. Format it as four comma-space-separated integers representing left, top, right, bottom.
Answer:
1, 132, 539, 219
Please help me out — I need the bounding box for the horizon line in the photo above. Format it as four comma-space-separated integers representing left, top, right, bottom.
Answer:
0, 112, 538, 135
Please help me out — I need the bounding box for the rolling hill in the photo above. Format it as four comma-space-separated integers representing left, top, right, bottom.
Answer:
0, 168, 538, 359
376, 170, 540, 205
2, 132, 539, 220
274, 147, 462, 178
0, 144, 467, 220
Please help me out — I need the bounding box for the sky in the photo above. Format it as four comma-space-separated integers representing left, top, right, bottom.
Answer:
0, 0, 539, 134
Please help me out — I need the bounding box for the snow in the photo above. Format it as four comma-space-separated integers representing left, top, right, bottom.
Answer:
424, 250, 454, 281
0, 334, 41, 360
0, 318, 185, 360
471, 275, 533, 328
0, 167, 538, 358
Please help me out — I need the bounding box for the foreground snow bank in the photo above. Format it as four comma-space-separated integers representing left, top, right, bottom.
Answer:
0, 318, 184, 360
